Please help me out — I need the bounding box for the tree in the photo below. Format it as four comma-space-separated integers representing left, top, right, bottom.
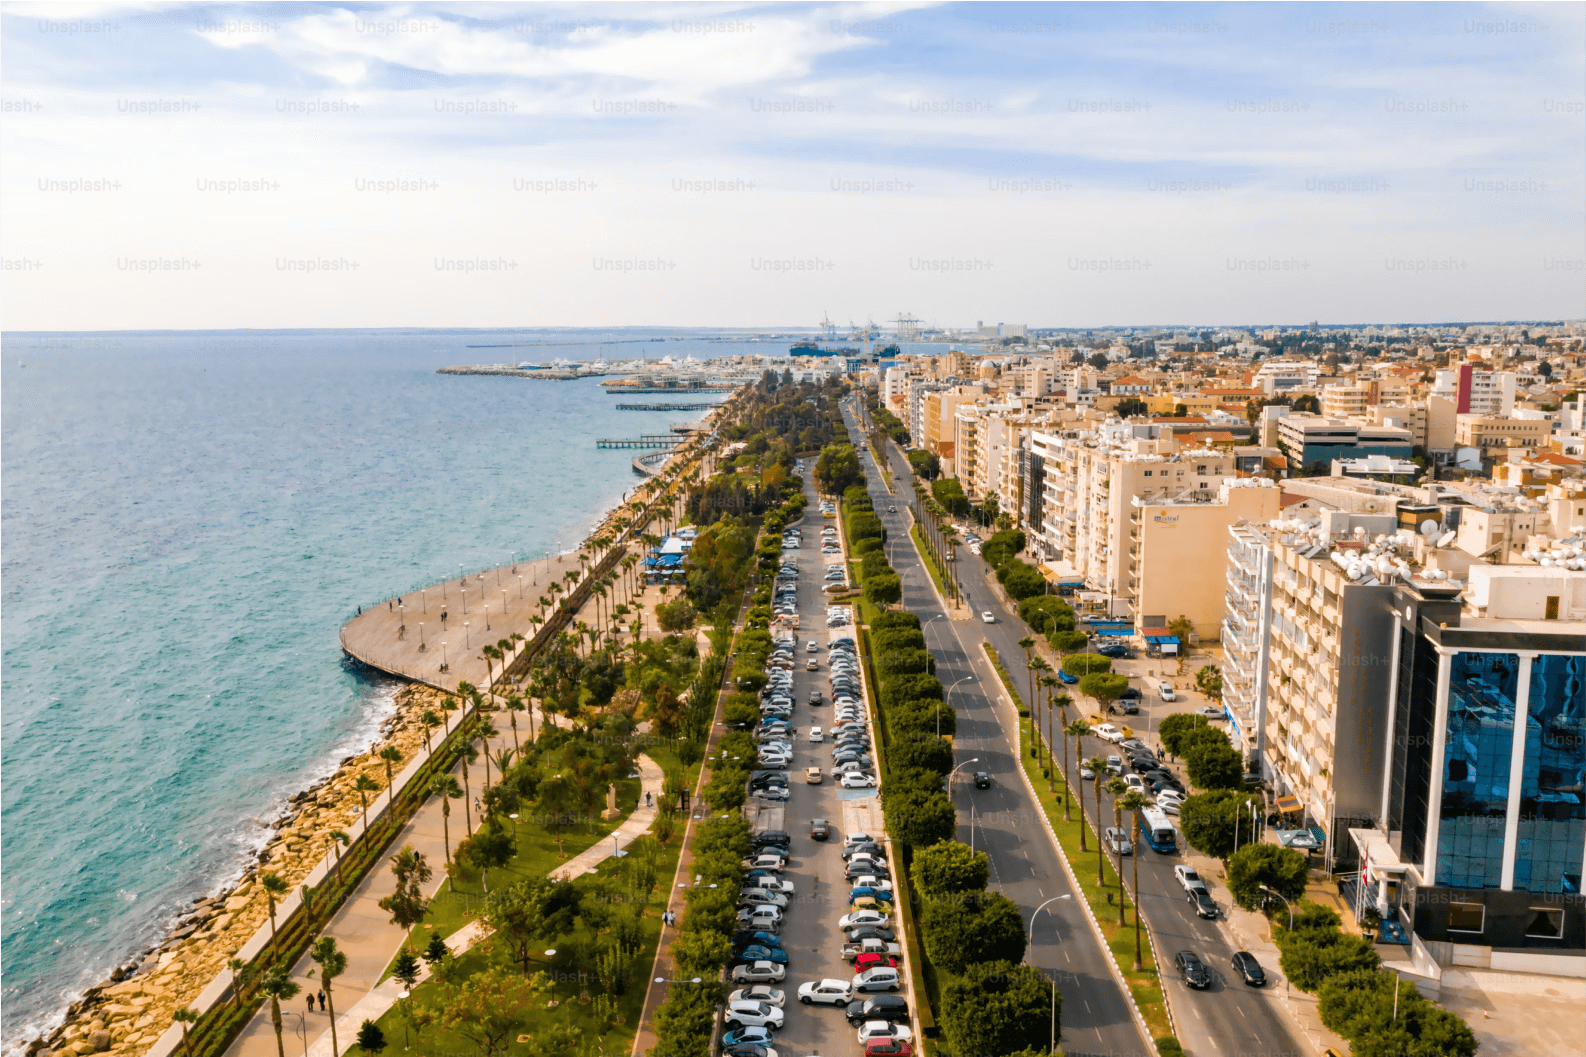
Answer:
1229, 843, 1311, 911
1061, 653, 1112, 678
355, 773, 381, 832
1185, 742, 1244, 790
1179, 790, 1260, 859
655, 598, 696, 632
1292, 394, 1321, 414
913, 841, 990, 896
671, 929, 733, 981
887, 735, 953, 775
429, 774, 464, 884
1114, 397, 1148, 418
814, 444, 863, 496
310, 937, 348, 1057
485, 878, 553, 974
457, 818, 516, 892
1195, 665, 1223, 701
1120, 790, 1151, 971
885, 787, 957, 848
654, 983, 717, 1057
356, 1021, 387, 1056
328, 829, 350, 884
1167, 615, 1195, 643
261, 872, 289, 963
1062, 721, 1090, 827
437, 966, 540, 1057
391, 948, 420, 991
423, 933, 451, 971
863, 572, 902, 608
170, 1009, 199, 1057
378, 844, 434, 929
378, 746, 404, 804
941, 960, 1055, 1057
1080, 672, 1129, 710
257, 966, 301, 1057
1158, 712, 1211, 756
921, 892, 1027, 974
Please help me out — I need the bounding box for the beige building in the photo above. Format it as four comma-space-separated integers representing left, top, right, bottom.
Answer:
921, 386, 984, 463
1145, 392, 1218, 415
1132, 479, 1281, 637
1455, 414, 1551, 454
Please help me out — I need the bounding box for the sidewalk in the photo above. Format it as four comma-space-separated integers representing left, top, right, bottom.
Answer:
551, 755, 664, 880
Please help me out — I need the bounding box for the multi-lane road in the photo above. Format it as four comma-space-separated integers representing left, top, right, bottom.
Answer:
846, 398, 1311, 1057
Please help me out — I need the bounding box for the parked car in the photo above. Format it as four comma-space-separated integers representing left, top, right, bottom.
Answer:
743, 854, 786, 872
857, 1022, 913, 1044
732, 960, 787, 984
721, 1043, 776, 1057
1231, 951, 1267, 986
1175, 950, 1211, 989
840, 773, 877, 789
754, 786, 791, 802
725, 1001, 785, 1030
728, 985, 785, 1007
850, 967, 901, 993
1057, 669, 1079, 684
844, 995, 909, 1025
721, 1026, 776, 1048
864, 1039, 913, 1057
838, 909, 892, 930
1160, 682, 1177, 701
797, 978, 853, 1006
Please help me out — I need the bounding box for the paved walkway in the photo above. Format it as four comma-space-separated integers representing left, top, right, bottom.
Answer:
551, 755, 663, 880
225, 739, 661, 1057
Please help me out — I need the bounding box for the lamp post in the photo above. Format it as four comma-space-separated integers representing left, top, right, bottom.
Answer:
287, 1011, 308, 1057
1025, 893, 1073, 955
483, 602, 490, 632
464, 622, 471, 649
1260, 884, 1295, 931
419, 622, 426, 652
517, 575, 524, 600
396, 991, 411, 1049
502, 589, 508, 616
440, 641, 448, 673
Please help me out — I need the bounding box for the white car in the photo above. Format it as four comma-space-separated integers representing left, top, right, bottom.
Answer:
729, 985, 785, 1007
797, 979, 853, 1006
1156, 789, 1186, 805
1093, 723, 1125, 744
726, 1000, 785, 1030
981, 611, 995, 623
839, 773, 877, 789
754, 785, 792, 802
858, 1021, 913, 1044
1154, 797, 1181, 816
850, 875, 893, 891
1174, 865, 1207, 894
732, 960, 787, 984
1160, 682, 1177, 701
838, 909, 892, 930
809, 727, 824, 743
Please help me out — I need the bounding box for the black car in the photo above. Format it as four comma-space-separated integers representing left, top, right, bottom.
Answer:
1119, 687, 1143, 700
749, 774, 788, 791
722, 1045, 771, 1057
1109, 702, 1140, 716
751, 831, 792, 851
844, 994, 909, 1025
1131, 756, 1160, 775
1097, 645, 1131, 659
1189, 888, 1219, 919
842, 841, 882, 861
1175, 950, 1211, 989
810, 819, 833, 841
973, 771, 991, 789
1231, 951, 1266, 986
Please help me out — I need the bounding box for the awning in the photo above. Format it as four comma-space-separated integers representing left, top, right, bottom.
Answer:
1275, 794, 1303, 813
1094, 626, 1134, 637
1144, 635, 1181, 646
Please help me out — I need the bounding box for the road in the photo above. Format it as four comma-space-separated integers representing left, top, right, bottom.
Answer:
852, 399, 1313, 1057
844, 400, 1153, 1057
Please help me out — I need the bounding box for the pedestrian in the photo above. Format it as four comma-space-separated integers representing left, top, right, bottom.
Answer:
307, 994, 314, 1015
388, 601, 393, 611
646, 791, 653, 807
317, 990, 326, 1012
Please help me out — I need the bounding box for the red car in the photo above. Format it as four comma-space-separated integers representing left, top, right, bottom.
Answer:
865, 1039, 913, 1057
853, 952, 900, 972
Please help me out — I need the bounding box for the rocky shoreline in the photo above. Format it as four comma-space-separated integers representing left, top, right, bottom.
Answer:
26, 683, 460, 1057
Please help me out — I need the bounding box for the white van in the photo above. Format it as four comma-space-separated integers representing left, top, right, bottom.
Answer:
1160, 682, 1176, 702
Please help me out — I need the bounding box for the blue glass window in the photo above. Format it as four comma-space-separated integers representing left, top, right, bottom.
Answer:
1436, 651, 1520, 889
1513, 653, 1586, 894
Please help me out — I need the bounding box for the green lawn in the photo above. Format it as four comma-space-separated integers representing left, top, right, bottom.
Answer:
908, 523, 951, 601
357, 787, 683, 1057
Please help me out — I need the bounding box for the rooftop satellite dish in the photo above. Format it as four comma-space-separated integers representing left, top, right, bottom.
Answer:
1420, 519, 1441, 537
1437, 530, 1456, 548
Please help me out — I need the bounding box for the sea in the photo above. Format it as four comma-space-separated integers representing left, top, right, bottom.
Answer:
0, 328, 775, 1052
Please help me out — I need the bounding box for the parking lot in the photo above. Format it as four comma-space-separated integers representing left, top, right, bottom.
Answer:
724, 473, 917, 1057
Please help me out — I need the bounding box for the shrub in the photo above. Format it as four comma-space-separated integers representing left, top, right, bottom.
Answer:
871, 610, 921, 631
863, 573, 902, 608
1185, 743, 1244, 790
1050, 629, 1089, 653
876, 646, 933, 680
1179, 790, 1262, 859
1018, 595, 1074, 634
722, 701, 757, 729
890, 700, 957, 738
1061, 653, 1112, 678
913, 840, 989, 896
879, 673, 941, 709
871, 627, 927, 655
1158, 712, 1212, 755
883, 786, 957, 849
941, 961, 1053, 1057
853, 537, 884, 557
921, 893, 1027, 974
887, 735, 953, 775
860, 551, 892, 581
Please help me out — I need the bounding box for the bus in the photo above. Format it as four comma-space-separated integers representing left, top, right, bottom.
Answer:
1138, 807, 1178, 854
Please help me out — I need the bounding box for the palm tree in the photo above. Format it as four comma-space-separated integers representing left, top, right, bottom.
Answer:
458, 744, 478, 835
354, 774, 380, 833
491, 748, 515, 793
419, 709, 441, 752
171, 1008, 199, 1057
328, 830, 350, 884
475, 719, 500, 787
1105, 776, 1129, 925
1062, 721, 1089, 825
503, 693, 525, 752
480, 644, 497, 689
1120, 790, 1151, 971
226, 957, 250, 1011
1028, 657, 1051, 759
260, 871, 289, 962
428, 774, 463, 884
378, 746, 403, 808
1086, 756, 1107, 885
1040, 675, 1060, 790
310, 937, 347, 1057
258, 966, 300, 1057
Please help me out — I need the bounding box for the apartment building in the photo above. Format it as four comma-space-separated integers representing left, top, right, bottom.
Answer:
1255, 360, 1321, 393
1434, 365, 1517, 417
1455, 414, 1551, 455
1323, 378, 1412, 419
1131, 479, 1281, 638
920, 385, 986, 465
906, 380, 948, 445
1277, 414, 1414, 469
1223, 522, 1276, 761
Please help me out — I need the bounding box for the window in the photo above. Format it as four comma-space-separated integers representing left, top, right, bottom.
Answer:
1525, 907, 1565, 939
1144, 470, 1153, 477
1447, 902, 1485, 933
1197, 465, 1208, 475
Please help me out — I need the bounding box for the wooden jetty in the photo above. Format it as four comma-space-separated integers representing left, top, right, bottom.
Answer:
614, 402, 725, 411
605, 386, 737, 394
596, 435, 682, 449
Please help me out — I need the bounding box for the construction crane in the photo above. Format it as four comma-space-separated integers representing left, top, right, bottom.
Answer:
820, 312, 837, 343
891, 313, 921, 342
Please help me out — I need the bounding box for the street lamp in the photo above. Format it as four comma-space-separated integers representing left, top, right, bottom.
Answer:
483, 602, 491, 631
1260, 884, 1295, 930
464, 622, 471, 648
440, 641, 448, 672
286, 1011, 308, 1057
397, 991, 411, 1049
502, 589, 508, 616
418, 622, 425, 651
655, 976, 704, 985
1025, 894, 1074, 951
517, 575, 524, 599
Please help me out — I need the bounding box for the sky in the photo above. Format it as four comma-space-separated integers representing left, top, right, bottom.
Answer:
1, 0, 1582, 331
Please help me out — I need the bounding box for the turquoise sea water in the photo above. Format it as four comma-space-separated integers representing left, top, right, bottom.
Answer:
0, 330, 757, 1049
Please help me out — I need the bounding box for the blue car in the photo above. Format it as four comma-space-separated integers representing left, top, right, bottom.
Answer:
1057, 669, 1079, 685
849, 887, 896, 906
732, 930, 782, 950
736, 944, 789, 964
721, 1027, 775, 1048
